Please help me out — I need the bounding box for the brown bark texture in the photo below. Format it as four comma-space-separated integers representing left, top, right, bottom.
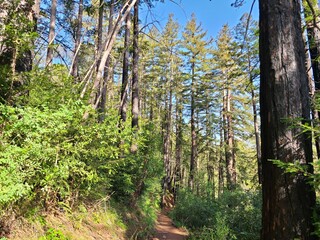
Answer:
259, 0, 316, 239
131, 0, 139, 129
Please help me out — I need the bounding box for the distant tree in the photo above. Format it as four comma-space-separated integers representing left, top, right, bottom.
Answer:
0, 0, 38, 102
46, 0, 57, 66
181, 14, 211, 191
70, 0, 83, 79
120, 13, 131, 124
235, 13, 261, 183
302, 0, 320, 159
214, 24, 238, 190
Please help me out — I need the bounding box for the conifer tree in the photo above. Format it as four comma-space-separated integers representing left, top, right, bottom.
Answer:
213, 24, 238, 190
181, 14, 211, 191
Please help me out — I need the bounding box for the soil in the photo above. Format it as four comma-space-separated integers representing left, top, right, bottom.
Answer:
151, 211, 188, 240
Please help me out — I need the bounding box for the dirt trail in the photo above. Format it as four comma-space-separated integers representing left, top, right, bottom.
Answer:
151, 211, 188, 240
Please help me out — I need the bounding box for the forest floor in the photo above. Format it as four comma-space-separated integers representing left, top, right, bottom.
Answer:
151, 210, 189, 240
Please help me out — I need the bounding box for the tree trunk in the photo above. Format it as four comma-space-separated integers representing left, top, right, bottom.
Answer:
304, 0, 320, 91
98, 0, 114, 122
259, 0, 316, 238
131, 0, 139, 129
174, 97, 183, 196
46, 0, 57, 66
218, 115, 224, 196
248, 70, 262, 184
70, 0, 83, 79
303, 0, 320, 159
83, 0, 138, 119
120, 13, 130, 123
163, 78, 173, 194
189, 61, 197, 191
223, 86, 236, 190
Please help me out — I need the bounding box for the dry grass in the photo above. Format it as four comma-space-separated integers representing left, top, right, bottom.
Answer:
7, 206, 127, 240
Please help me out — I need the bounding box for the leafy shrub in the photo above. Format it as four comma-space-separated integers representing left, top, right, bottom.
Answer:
39, 228, 70, 240
171, 189, 261, 240
170, 190, 216, 229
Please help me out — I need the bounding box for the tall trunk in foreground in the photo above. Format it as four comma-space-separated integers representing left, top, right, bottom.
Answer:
131, 0, 139, 129
259, 0, 316, 238
46, 0, 57, 66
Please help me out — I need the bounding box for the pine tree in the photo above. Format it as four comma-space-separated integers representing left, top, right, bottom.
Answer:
213, 24, 239, 190
181, 14, 212, 191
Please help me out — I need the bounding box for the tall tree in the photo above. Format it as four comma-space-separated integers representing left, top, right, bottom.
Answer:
214, 25, 237, 190
181, 14, 211, 191
303, 0, 320, 159
131, 0, 139, 129
235, 14, 261, 183
98, 0, 115, 122
46, 0, 57, 66
120, 13, 131, 123
83, 0, 138, 119
259, 0, 316, 238
0, 0, 38, 102
70, 0, 83, 79
159, 14, 180, 194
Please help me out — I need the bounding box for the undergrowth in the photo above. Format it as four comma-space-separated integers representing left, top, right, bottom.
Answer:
170, 189, 262, 240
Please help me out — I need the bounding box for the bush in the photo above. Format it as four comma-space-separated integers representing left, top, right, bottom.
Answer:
170, 189, 262, 240
170, 190, 216, 229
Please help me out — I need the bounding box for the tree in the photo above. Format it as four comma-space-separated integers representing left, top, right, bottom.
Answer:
131, 0, 139, 130
181, 14, 211, 191
302, 0, 320, 159
235, 13, 261, 183
98, 0, 115, 122
158, 14, 181, 194
46, 0, 57, 66
70, 0, 83, 78
0, 0, 38, 102
120, 13, 131, 124
259, 0, 316, 238
214, 24, 238, 190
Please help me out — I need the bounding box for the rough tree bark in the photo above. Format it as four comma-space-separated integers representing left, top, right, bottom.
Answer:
259, 0, 316, 238
131, 0, 139, 129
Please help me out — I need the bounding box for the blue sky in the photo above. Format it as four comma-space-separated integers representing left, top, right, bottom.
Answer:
141, 0, 259, 38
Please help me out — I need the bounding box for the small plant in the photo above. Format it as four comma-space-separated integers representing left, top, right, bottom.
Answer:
39, 227, 69, 240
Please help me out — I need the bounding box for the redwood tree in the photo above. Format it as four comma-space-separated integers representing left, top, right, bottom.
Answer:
260, 0, 316, 238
